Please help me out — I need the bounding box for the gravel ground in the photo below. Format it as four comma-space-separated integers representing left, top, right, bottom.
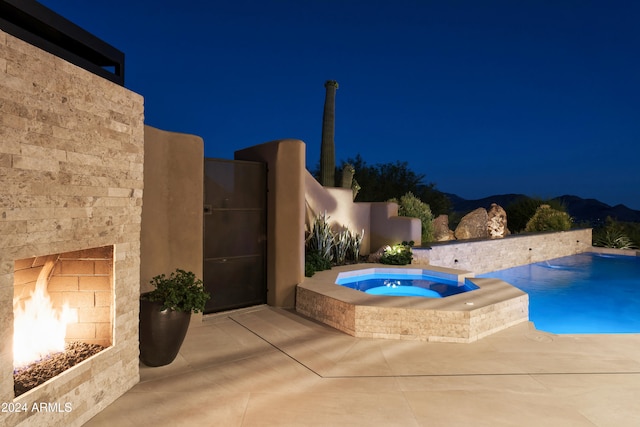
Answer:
14, 342, 105, 397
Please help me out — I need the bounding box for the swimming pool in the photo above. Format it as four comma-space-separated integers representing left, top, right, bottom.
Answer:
336, 271, 478, 298
479, 252, 640, 334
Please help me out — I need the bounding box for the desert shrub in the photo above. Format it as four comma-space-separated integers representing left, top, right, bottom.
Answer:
305, 250, 332, 277
506, 197, 568, 233
390, 192, 434, 243
524, 205, 572, 232
593, 217, 636, 249
380, 241, 414, 265
624, 222, 640, 248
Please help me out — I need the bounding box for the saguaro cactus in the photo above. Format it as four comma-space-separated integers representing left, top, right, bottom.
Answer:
320, 80, 338, 186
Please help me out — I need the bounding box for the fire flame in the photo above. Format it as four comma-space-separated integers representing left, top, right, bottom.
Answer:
13, 257, 78, 369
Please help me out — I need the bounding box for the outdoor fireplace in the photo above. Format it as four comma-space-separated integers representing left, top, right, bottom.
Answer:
13, 246, 114, 384
1, 26, 144, 427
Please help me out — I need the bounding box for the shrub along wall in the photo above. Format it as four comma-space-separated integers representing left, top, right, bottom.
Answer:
413, 229, 592, 274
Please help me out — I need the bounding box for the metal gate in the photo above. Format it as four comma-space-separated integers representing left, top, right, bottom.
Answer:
203, 158, 267, 313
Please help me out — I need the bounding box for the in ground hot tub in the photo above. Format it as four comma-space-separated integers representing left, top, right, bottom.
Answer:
336, 268, 479, 298
296, 264, 529, 343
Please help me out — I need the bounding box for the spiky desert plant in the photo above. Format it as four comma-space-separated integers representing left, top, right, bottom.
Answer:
306, 211, 335, 263
320, 80, 338, 186
341, 163, 355, 189
595, 230, 635, 249
334, 229, 350, 265
594, 219, 636, 249
348, 229, 365, 261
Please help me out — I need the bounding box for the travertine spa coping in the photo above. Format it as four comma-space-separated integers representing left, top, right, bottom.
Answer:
296, 264, 529, 343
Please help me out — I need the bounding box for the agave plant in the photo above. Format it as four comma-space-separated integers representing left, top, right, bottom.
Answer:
594, 229, 636, 249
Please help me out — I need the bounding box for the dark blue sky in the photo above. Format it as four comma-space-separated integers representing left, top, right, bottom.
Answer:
40, 0, 640, 209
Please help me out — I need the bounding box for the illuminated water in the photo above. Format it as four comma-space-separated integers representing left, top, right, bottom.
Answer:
479, 253, 640, 334
336, 273, 478, 298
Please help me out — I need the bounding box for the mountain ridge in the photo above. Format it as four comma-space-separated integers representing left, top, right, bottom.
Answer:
444, 193, 640, 225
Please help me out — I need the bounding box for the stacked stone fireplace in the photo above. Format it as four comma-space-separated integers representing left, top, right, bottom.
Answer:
1, 29, 144, 427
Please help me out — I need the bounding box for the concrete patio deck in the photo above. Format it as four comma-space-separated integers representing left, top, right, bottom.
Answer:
84, 306, 640, 426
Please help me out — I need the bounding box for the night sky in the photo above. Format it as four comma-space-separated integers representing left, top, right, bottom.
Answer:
39, 0, 640, 210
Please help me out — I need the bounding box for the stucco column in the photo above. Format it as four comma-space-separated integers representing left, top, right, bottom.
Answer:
235, 139, 306, 308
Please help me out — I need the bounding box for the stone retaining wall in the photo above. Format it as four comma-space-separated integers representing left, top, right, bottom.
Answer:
413, 229, 593, 273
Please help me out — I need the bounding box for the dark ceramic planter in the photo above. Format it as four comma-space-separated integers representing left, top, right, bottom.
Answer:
139, 296, 191, 367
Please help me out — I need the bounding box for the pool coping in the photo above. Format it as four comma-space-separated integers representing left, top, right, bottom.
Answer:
296, 263, 529, 343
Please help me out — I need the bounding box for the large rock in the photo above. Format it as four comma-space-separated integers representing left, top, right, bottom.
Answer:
433, 214, 455, 241
487, 203, 510, 238
367, 245, 387, 263
454, 208, 489, 240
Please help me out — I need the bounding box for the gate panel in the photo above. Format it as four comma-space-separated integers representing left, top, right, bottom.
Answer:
203, 159, 267, 313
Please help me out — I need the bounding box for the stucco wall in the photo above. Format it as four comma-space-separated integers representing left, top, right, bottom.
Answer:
304, 170, 371, 254
235, 139, 305, 308
413, 229, 593, 274
369, 202, 421, 250
140, 125, 204, 293
304, 171, 421, 255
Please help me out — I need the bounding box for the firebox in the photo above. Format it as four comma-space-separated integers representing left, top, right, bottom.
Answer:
13, 246, 113, 378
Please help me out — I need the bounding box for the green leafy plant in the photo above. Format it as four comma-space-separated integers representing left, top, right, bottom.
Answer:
304, 250, 332, 277
524, 205, 572, 232
506, 197, 568, 233
380, 241, 414, 265
144, 269, 210, 313
390, 192, 434, 243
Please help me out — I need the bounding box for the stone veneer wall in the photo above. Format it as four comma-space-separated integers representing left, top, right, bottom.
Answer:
352, 291, 528, 343
413, 229, 592, 273
0, 29, 144, 427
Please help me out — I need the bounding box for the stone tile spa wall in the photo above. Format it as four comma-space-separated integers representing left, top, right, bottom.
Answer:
1, 30, 144, 427
413, 229, 593, 274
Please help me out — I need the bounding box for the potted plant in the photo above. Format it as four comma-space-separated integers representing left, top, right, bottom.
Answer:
139, 269, 210, 367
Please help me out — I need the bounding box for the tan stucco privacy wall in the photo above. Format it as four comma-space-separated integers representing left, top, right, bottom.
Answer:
235, 139, 306, 308
304, 170, 371, 253
140, 125, 204, 295
304, 170, 422, 254
369, 202, 422, 249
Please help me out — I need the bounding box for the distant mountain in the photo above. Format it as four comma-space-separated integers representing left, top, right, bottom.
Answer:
444, 193, 640, 225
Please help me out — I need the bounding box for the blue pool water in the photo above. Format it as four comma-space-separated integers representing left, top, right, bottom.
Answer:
336, 273, 478, 298
479, 253, 640, 334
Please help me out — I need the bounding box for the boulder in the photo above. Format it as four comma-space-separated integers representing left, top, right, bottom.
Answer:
487, 203, 510, 238
454, 208, 489, 240
433, 214, 455, 241
367, 245, 387, 263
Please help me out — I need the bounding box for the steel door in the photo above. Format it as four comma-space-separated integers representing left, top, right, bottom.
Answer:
203, 159, 267, 313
